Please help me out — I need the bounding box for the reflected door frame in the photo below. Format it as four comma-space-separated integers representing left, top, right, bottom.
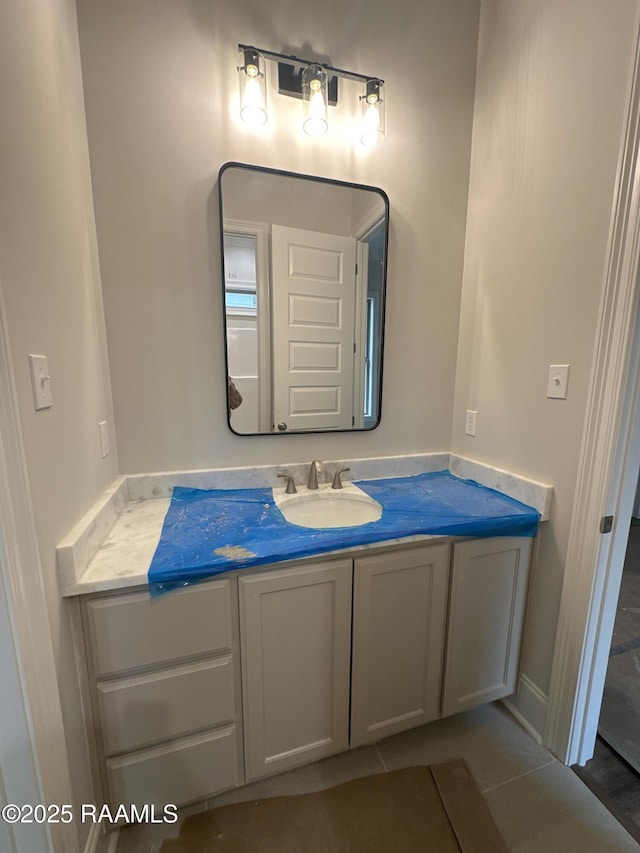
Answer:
354, 211, 386, 430
224, 219, 271, 432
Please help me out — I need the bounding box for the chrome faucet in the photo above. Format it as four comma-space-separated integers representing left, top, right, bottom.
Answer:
277, 473, 297, 494
307, 460, 322, 490
331, 467, 351, 489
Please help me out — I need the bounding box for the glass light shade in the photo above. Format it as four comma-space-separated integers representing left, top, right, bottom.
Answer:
238, 48, 267, 126
302, 64, 328, 137
361, 79, 385, 148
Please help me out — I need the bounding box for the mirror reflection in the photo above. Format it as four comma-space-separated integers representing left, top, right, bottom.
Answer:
219, 163, 388, 435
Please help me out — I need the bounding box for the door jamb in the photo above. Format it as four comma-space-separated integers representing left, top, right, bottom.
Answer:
545, 21, 640, 765
0, 283, 78, 850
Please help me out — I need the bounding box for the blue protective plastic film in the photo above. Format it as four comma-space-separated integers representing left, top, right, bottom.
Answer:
148, 471, 540, 595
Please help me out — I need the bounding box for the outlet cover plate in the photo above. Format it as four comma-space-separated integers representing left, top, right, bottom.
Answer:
99, 421, 110, 458
465, 410, 478, 437
28, 354, 52, 410
547, 364, 570, 399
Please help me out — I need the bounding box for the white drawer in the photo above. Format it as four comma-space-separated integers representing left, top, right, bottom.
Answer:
106, 725, 239, 809
97, 656, 236, 755
86, 579, 232, 677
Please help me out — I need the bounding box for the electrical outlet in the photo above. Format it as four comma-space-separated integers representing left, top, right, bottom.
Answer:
465, 410, 478, 437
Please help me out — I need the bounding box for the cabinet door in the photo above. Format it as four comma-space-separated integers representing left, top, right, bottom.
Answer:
442, 537, 533, 717
350, 544, 450, 747
239, 559, 352, 781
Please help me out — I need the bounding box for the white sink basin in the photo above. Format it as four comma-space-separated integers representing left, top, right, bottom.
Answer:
274, 483, 382, 529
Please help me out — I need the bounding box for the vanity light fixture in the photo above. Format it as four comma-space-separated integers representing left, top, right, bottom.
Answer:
237, 47, 268, 126
360, 78, 385, 148
237, 43, 385, 146
302, 64, 329, 137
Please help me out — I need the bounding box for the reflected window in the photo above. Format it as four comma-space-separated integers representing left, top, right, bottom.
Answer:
362, 219, 385, 429
225, 291, 257, 313
364, 296, 374, 420
224, 233, 257, 316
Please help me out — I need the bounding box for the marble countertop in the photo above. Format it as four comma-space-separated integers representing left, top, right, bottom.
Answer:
64, 497, 171, 594
57, 453, 554, 597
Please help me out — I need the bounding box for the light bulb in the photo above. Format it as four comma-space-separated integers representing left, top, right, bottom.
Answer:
241, 76, 267, 126
361, 79, 385, 148
238, 48, 267, 127
362, 102, 382, 147
302, 65, 328, 137
305, 88, 328, 137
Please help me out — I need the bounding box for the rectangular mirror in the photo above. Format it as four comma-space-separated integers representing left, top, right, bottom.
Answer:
219, 162, 389, 435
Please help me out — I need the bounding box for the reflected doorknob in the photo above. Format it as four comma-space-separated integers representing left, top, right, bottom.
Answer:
277, 422, 287, 431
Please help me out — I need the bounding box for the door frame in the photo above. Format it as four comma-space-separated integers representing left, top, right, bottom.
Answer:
223, 219, 271, 432
352, 242, 368, 429
545, 23, 640, 765
0, 283, 78, 851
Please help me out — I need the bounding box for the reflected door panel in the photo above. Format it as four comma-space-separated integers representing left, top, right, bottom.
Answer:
272, 225, 356, 431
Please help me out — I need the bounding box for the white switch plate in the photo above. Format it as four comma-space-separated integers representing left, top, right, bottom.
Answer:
465, 410, 478, 437
547, 364, 570, 399
28, 354, 52, 410
99, 421, 110, 458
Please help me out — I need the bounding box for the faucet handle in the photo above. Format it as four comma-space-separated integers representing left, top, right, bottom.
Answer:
307, 460, 322, 490
277, 473, 297, 494
331, 467, 351, 490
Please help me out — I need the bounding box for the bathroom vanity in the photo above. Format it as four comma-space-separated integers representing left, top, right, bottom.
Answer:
76, 535, 532, 810
59, 454, 550, 813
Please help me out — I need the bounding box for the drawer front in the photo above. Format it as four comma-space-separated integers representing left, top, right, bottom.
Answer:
86, 579, 232, 677
106, 726, 239, 809
97, 656, 236, 755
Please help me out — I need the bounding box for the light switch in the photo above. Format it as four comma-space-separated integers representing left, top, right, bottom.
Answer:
547, 364, 570, 399
465, 410, 478, 437
99, 421, 110, 458
28, 354, 52, 410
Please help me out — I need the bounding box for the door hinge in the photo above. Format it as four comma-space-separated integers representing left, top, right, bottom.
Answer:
355, 262, 358, 275
600, 515, 614, 534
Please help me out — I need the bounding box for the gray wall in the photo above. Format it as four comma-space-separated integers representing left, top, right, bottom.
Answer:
76, 0, 481, 473
451, 0, 640, 723
0, 0, 118, 843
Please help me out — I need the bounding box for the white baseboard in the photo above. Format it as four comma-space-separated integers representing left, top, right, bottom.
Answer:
503, 674, 548, 746
83, 821, 119, 853
83, 823, 101, 853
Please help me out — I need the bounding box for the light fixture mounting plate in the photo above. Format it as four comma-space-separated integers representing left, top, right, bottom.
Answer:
277, 61, 338, 106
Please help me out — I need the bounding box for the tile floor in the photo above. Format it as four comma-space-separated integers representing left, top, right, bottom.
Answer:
599, 522, 640, 774
114, 702, 640, 852
574, 520, 640, 843
574, 736, 640, 843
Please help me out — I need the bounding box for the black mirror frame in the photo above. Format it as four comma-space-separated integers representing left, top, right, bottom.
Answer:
218, 161, 389, 436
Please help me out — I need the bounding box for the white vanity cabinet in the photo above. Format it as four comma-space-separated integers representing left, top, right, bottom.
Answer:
81, 578, 243, 810
77, 535, 534, 809
350, 543, 450, 746
441, 537, 533, 717
238, 558, 352, 781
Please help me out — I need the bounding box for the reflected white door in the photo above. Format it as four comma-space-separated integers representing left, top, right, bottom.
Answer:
271, 225, 356, 431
